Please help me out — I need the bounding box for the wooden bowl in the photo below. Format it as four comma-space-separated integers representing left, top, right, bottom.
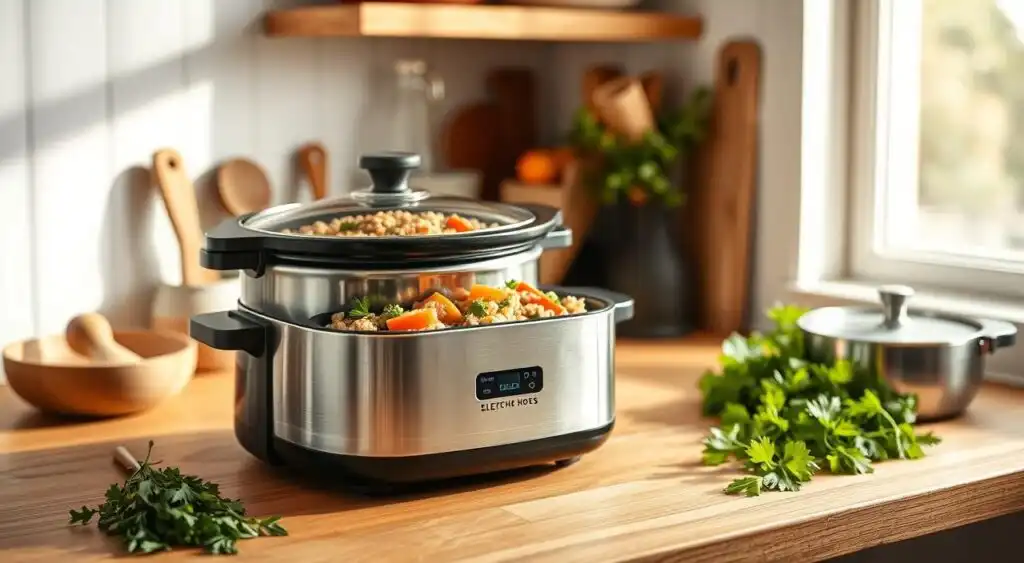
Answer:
2, 330, 198, 417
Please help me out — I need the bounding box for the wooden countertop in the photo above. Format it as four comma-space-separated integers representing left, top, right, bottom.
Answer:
3, 337, 1024, 562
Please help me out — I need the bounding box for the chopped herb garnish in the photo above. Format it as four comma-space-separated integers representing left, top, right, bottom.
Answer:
468, 299, 488, 317
498, 296, 512, 309
382, 303, 404, 317
338, 220, 359, 230
68, 441, 286, 555
505, 279, 519, 289
347, 297, 371, 319
699, 304, 941, 496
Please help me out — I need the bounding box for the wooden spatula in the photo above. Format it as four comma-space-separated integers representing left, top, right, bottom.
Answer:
152, 148, 221, 287
298, 142, 328, 200
217, 158, 271, 216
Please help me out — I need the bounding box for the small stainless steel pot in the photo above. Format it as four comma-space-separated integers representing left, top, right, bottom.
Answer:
798, 285, 1017, 421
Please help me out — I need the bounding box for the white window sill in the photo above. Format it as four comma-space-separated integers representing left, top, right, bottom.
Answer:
787, 279, 1024, 387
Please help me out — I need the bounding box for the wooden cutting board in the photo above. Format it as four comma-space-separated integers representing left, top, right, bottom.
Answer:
694, 40, 762, 336
441, 102, 500, 198
485, 68, 537, 201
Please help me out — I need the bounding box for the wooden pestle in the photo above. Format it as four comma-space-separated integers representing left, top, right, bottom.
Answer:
66, 313, 143, 364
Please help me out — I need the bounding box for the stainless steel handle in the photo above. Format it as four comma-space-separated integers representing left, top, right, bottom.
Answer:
878, 284, 915, 329
979, 318, 1017, 352
538, 226, 572, 250
555, 286, 634, 324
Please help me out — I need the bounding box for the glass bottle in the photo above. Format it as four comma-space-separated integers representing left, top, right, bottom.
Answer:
392, 59, 445, 174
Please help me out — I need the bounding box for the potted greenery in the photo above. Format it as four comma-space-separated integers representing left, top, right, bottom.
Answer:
568, 78, 712, 338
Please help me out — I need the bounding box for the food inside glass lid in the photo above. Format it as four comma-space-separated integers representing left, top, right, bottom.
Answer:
329, 280, 587, 332
282, 210, 500, 236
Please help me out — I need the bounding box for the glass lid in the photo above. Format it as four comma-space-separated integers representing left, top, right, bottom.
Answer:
797, 285, 983, 345
241, 152, 537, 239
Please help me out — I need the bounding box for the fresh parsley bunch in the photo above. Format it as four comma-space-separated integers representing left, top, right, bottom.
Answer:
699, 305, 941, 496
69, 442, 287, 555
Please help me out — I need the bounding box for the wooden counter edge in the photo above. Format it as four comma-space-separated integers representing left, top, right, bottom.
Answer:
622, 470, 1024, 563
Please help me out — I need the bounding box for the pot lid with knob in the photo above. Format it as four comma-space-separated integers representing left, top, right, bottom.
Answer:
198, 152, 571, 272
797, 285, 1017, 348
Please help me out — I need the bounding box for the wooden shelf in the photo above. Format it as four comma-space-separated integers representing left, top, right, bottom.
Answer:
263, 3, 703, 42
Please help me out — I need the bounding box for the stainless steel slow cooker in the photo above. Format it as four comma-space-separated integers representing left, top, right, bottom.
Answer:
190, 152, 634, 487
798, 285, 1017, 421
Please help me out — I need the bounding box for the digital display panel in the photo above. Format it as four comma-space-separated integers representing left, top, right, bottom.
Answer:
476, 366, 543, 400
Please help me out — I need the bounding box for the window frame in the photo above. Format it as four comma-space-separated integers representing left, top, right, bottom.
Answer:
848, 0, 1024, 298
790, 0, 1024, 384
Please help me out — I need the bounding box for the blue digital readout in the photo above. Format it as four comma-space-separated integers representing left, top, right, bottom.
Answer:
477, 367, 542, 400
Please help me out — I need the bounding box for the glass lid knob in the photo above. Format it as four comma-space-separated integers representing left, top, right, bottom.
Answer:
359, 152, 421, 194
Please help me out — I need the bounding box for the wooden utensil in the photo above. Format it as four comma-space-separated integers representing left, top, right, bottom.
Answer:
114, 446, 142, 473
217, 158, 272, 216
592, 76, 655, 142
640, 71, 665, 113
2, 329, 197, 417
582, 64, 623, 117
442, 102, 500, 197
152, 148, 221, 287
298, 142, 328, 200
695, 40, 762, 335
486, 67, 537, 200
65, 313, 142, 364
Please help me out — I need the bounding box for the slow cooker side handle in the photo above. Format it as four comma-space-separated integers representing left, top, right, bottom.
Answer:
556, 287, 635, 324
190, 311, 279, 465
538, 226, 573, 250
190, 311, 267, 356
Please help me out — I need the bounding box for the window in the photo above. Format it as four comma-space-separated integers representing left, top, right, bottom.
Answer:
849, 0, 1024, 298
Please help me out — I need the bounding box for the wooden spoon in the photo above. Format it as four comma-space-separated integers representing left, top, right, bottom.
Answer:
65, 313, 142, 364
298, 142, 328, 200
152, 148, 221, 287
217, 158, 272, 215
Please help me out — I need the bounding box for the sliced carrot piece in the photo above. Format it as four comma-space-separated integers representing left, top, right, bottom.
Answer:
423, 292, 463, 324
386, 308, 439, 331
469, 284, 509, 302
446, 215, 475, 233
515, 281, 567, 314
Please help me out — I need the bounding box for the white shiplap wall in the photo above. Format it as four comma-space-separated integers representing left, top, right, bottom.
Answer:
0, 0, 803, 378
0, 0, 557, 365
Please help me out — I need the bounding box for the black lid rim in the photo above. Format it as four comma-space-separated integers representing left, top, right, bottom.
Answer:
201, 204, 565, 270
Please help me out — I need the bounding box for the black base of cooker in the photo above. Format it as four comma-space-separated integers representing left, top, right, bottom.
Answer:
241, 420, 614, 493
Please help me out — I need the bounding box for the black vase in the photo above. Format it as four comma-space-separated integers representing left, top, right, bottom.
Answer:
600, 201, 694, 338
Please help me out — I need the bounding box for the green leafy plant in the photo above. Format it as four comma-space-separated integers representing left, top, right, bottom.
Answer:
568, 86, 712, 207
69, 442, 287, 555
698, 305, 941, 496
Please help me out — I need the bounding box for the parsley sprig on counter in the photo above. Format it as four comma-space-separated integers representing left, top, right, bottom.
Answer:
698, 305, 941, 496
69, 442, 287, 555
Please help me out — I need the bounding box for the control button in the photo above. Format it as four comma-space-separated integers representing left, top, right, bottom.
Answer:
527, 381, 536, 390
524, 372, 535, 380
481, 388, 492, 395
